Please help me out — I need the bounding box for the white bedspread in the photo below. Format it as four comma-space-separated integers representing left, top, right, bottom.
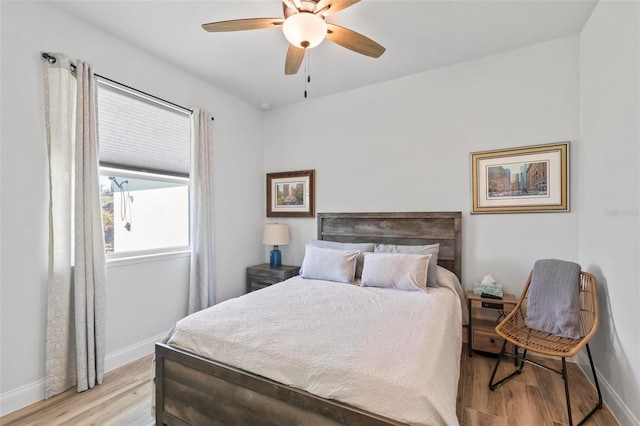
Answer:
167, 276, 462, 426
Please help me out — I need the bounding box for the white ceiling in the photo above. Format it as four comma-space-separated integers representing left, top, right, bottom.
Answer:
50, 0, 597, 109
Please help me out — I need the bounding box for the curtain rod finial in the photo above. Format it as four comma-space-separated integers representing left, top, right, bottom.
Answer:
41, 52, 57, 64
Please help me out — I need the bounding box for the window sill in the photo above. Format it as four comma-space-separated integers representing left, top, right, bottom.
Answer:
106, 249, 190, 268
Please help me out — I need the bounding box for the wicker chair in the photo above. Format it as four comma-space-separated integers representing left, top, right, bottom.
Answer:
488, 270, 602, 426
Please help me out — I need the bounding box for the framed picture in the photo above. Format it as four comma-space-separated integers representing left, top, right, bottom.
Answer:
471, 142, 569, 214
266, 169, 315, 218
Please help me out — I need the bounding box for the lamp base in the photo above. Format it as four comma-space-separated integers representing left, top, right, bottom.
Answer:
269, 246, 282, 268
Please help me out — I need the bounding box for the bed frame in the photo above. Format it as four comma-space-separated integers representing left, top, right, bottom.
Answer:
155, 212, 462, 425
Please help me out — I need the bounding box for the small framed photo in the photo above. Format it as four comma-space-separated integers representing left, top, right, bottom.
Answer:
471, 142, 569, 214
266, 169, 315, 218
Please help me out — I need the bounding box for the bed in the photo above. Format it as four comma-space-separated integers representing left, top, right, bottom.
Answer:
155, 211, 463, 425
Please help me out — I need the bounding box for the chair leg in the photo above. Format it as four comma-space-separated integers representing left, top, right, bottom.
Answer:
489, 340, 525, 391
519, 349, 528, 370
573, 343, 603, 426
562, 344, 603, 426
488, 340, 506, 391
562, 357, 574, 426
586, 343, 603, 409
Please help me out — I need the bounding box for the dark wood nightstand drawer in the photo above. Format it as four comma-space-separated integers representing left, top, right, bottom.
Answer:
246, 263, 300, 293
248, 275, 280, 290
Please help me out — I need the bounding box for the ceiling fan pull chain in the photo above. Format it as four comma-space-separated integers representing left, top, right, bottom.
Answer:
307, 49, 311, 83
304, 49, 309, 98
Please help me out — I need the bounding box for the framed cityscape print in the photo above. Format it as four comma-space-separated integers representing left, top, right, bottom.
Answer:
471, 142, 569, 214
266, 169, 315, 218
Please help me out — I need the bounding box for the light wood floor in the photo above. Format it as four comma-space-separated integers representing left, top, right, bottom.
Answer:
1, 346, 617, 426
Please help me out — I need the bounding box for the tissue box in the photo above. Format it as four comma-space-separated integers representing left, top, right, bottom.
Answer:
473, 282, 504, 297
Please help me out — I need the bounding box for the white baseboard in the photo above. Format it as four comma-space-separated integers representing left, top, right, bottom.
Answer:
0, 379, 46, 418
0, 333, 165, 417
577, 352, 640, 426
104, 333, 165, 372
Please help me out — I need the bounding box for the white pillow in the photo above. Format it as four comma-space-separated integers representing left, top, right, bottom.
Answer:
361, 253, 432, 291
304, 240, 375, 278
374, 244, 440, 288
300, 245, 359, 284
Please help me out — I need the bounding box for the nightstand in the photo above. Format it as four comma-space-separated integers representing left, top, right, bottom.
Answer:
467, 290, 518, 357
246, 263, 300, 293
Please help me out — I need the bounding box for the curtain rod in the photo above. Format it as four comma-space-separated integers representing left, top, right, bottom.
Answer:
41, 52, 214, 121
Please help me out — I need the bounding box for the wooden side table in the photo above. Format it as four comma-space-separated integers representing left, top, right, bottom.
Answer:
246, 263, 300, 293
467, 290, 518, 357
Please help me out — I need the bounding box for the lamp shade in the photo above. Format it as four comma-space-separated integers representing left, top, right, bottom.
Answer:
262, 224, 290, 246
282, 12, 327, 49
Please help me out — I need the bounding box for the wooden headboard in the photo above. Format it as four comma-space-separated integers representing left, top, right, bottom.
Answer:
317, 212, 462, 282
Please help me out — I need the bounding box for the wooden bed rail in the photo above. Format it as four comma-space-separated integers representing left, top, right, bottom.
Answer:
155, 343, 404, 426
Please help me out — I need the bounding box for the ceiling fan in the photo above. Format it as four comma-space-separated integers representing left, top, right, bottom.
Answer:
202, 0, 385, 75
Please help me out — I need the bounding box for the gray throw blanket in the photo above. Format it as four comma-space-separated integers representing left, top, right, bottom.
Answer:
525, 259, 582, 339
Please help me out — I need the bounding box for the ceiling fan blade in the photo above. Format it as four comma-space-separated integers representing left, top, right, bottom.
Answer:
285, 44, 305, 75
315, 0, 360, 16
202, 18, 283, 32
326, 23, 385, 58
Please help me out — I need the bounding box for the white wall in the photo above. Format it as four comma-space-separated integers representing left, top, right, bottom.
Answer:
264, 36, 580, 296
579, 1, 640, 423
0, 1, 265, 414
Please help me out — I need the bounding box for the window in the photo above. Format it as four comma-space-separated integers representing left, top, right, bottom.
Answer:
97, 78, 191, 257
99, 168, 189, 255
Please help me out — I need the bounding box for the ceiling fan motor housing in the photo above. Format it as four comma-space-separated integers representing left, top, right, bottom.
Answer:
283, 0, 319, 18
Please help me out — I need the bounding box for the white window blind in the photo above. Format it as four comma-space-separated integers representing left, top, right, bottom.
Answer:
97, 79, 191, 176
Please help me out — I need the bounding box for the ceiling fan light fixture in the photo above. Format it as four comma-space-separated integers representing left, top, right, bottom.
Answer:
282, 12, 327, 49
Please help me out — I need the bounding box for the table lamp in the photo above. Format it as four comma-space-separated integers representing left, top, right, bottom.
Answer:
262, 223, 289, 268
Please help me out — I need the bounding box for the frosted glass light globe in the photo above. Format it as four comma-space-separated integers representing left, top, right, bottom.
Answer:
282, 12, 327, 49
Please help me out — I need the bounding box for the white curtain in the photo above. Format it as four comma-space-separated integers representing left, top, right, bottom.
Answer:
43, 53, 107, 398
188, 109, 216, 314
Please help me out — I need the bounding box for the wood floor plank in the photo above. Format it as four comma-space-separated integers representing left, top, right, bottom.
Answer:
463, 352, 509, 417
501, 381, 554, 425
462, 407, 509, 426
0, 347, 619, 426
62, 382, 152, 426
